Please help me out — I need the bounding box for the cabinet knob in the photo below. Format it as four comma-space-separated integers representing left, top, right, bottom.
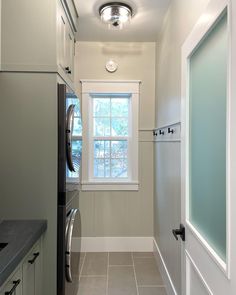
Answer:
159, 130, 164, 135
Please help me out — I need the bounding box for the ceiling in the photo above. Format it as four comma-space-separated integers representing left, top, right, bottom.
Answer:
74, 0, 171, 42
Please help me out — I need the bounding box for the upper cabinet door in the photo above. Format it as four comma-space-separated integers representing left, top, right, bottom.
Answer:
58, 9, 67, 73
57, 0, 75, 83
61, 0, 79, 33
66, 25, 75, 82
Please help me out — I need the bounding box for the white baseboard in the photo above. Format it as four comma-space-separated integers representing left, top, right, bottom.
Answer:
72, 237, 153, 252
153, 238, 178, 295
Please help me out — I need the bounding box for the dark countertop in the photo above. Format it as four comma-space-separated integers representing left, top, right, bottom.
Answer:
0, 220, 47, 287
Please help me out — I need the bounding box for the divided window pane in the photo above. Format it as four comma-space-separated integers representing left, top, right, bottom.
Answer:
92, 96, 129, 179
111, 98, 129, 117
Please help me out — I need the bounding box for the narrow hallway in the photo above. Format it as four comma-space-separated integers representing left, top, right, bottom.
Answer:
78, 252, 167, 295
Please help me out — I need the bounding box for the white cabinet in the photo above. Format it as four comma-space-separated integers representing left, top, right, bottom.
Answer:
66, 24, 75, 82
34, 243, 43, 295
57, 1, 75, 83
0, 239, 42, 295
1, 0, 78, 87
58, 9, 67, 75
23, 241, 42, 295
0, 268, 22, 295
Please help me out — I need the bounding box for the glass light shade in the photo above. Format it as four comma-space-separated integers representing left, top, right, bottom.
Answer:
99, 3, 132, 28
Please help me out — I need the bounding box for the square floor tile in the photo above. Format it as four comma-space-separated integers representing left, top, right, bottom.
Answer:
109, 253, 133, 266
108, 266, 137, 295
138, 286, 167, 295
78, 276, 107, 295
82, 252, 108, 276
134, 258, 163, 286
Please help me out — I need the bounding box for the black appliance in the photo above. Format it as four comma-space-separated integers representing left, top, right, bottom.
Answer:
57, 84, 82, 295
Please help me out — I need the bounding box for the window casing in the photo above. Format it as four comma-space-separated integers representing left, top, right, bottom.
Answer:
81, 80, 140, 191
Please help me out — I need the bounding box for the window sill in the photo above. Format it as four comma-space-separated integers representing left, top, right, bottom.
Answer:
81, 182, 139, 191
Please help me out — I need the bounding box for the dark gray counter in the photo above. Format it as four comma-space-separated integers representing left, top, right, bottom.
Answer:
0, 220, 47, 287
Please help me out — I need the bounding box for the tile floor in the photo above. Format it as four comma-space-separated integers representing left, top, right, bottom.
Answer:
77, 252, 167, 295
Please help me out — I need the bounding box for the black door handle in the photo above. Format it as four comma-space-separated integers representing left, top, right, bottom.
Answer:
172, 224, 185, 241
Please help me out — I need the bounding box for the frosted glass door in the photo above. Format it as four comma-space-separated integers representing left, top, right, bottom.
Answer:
189, 12, 227, 261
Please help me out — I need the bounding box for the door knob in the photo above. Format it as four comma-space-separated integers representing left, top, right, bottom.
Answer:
172, 224, 185, 241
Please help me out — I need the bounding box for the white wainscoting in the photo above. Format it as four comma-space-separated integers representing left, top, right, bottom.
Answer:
72, 237, 153, 252
153, 239, 178, 295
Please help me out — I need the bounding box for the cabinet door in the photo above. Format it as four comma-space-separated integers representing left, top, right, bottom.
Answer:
23, 242, 41, 295
58, 6, 67, 72
34, 242, 42, 295
0, 268, 22, 295
65, 23, 75, 82
57, 0, 75, 82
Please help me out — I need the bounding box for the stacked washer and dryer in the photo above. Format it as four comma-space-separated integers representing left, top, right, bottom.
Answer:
57, 84, 82, 295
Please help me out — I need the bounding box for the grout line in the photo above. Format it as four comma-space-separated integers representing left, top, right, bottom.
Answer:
133, 256, 154, 259
132, 252, 140, 295
137, 285, 166, 288
80, 275, 107, 278
109, 264, 134, 267
79, 252, 86, 281
106, 252, 109, 295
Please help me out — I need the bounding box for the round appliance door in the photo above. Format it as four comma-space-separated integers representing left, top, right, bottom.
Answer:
65, 209, 81, 295
66, 104, 75, 172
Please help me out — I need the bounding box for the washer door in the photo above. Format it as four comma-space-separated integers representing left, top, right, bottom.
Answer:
65, 209, 81, 295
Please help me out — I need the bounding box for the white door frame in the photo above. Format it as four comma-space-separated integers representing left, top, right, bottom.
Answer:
181, 0, 236, 293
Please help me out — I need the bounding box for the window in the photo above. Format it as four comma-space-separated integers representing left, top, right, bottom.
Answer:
66, 96, 82, 181
93, 95, 129, 179
81, 80, 140, 191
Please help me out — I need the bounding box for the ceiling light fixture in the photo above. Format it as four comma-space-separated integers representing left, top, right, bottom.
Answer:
99, 2, 133, 29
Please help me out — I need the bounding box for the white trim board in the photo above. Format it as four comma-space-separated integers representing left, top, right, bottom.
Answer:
153, 238, 178, 295
72, 237, 153, 252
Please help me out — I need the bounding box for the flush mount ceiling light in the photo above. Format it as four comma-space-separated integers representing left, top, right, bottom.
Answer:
99, 2, 133, 29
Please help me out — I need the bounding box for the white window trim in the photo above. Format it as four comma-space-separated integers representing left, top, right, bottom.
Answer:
81, 80, 140, 191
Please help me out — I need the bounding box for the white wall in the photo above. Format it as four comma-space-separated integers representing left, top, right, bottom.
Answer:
74, 42, 156, 238
154, 0, 210, 294
155, 0, 210, 127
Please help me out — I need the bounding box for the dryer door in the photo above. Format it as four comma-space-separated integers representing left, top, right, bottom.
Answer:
65, 209, 81, 295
